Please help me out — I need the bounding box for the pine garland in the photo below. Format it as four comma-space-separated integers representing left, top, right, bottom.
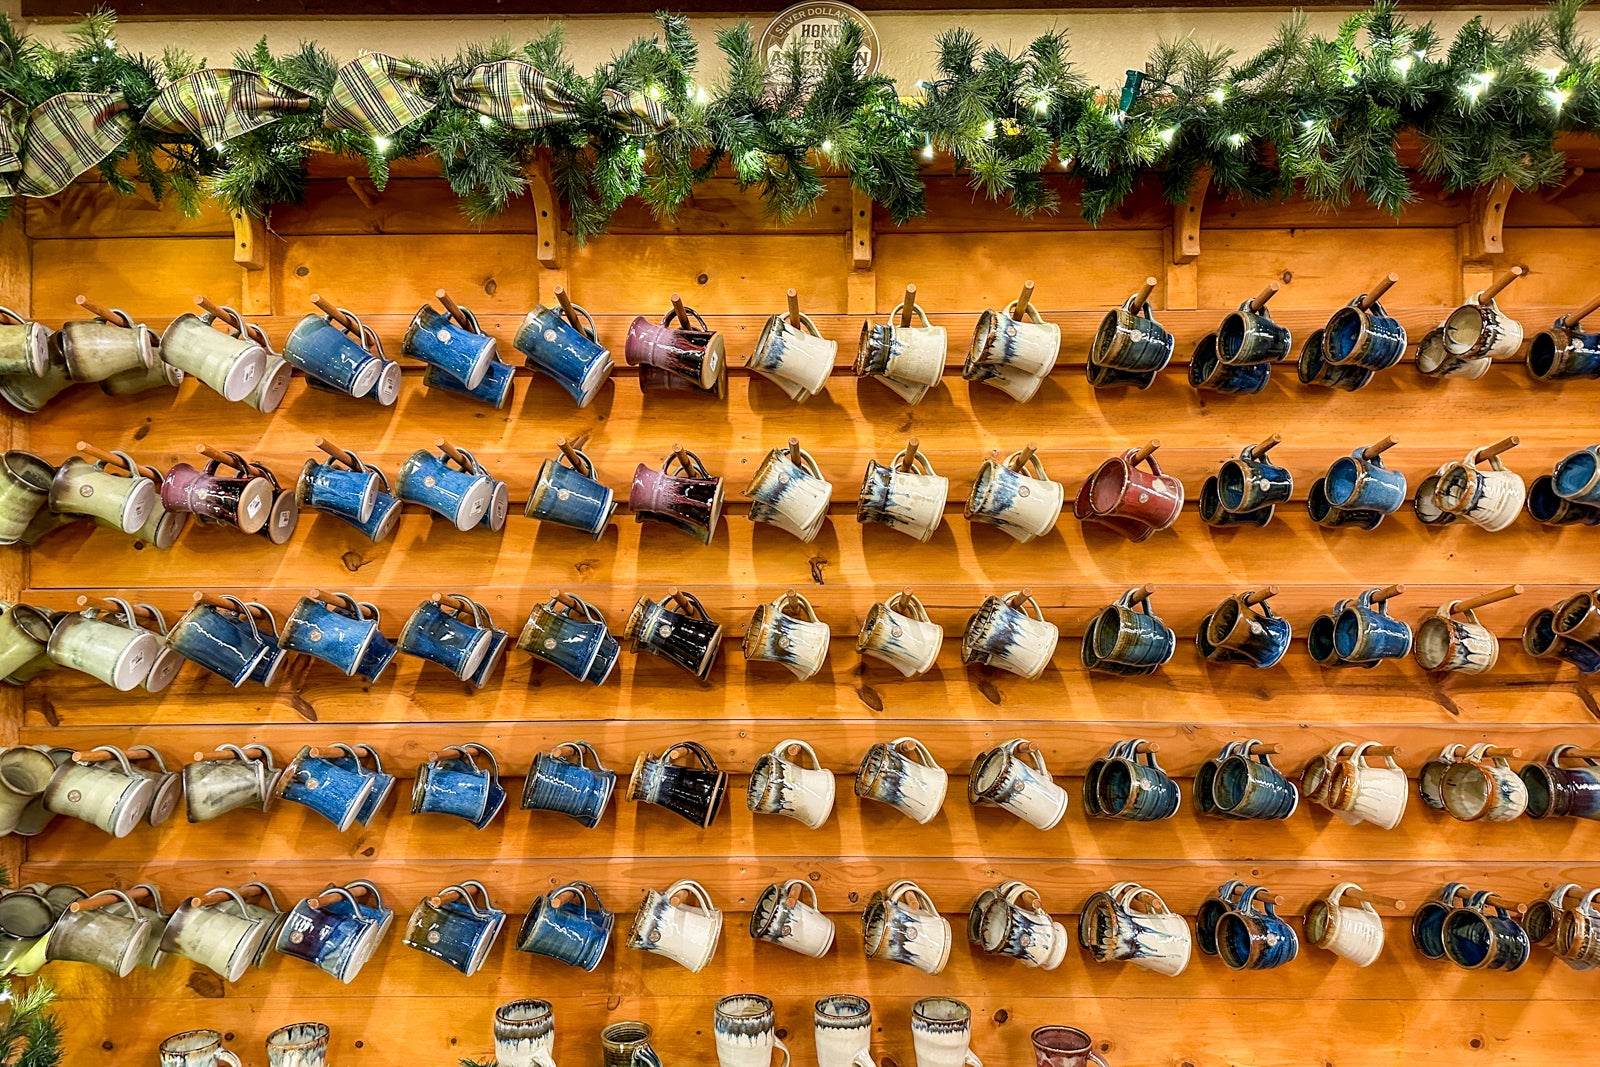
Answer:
0, 1, 1597, 235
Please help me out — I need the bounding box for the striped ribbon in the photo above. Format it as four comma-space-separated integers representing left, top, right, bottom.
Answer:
448, 60, 676, 134
323, 52, 435, 138
141, 68, 315, 147
14, 92, 134, 198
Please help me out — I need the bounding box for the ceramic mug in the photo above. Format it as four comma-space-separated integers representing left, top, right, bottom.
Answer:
43, 887, 153, 976
402, 302, 495, 390
46, 607, 160, 691
814, 994, 876, 1067
1418, 744, 1467, 812
631, 449, 725, 544
627, 304, 726, 395
965, 448, 1064, 543
862, 880, 950, 974
624, 591, 723, 680
910, 998, 982, 1067
1304, 882, 1385, 966
161, 460, 274, 534
517, 880, 614, 970
1412, 883, 1472, 960
856, 301, 946, 404
526, 443, 617, 538
281, 592, 382, 677
743, 590, 831, 680
296, 448, 381, 525
627, 741, 728, 827
1524, 883, 1580, 953
749, 879, 836, 958
965, 300, 1059, 402
1529, 315, 1600, 381
275, 744, 377, 832
0, 308, 49, 378
321, 743, 393, 827
1190, 332, 1269, 395
411, 743, 505, 829
857, 591, 943, 677
1553, 445, 1600, 507
159, 310, 267, 402
1325, 295, 1406, 371
1443, 891, 1530, 971
855, 737, 948, 824
1195, 880, 1250, 956
167, 598, 274, 687
1441, 743, 1528, 822
1207, 591, 1292, 669
1414, 602, 1498, 674
98, 352, 181, 399
42, 745, 156, 837
1193, 741, 1251, 818
747, 738, 835, 829
159, 1030, 243, 1067
975, 880, 1068, 970
1327, 741, 1409, 829
1522, 744, 1600, 820
398, 445, 495, 531
1093, 741, 1180, 822
1527, 473, 1600, 526
858, 447, 948, 542
183, 744, 279, 823
1217, 885, 1299, 970
1081, 445, 1185, 538
708, 992, 794, 1066
521, 740, 616, 827
1333, 588, 1412, 665
516, 301, 614, 407
1555, 889, 1600, 969
0, 452, 54, 544
601, 1022, 663, 1067
403, 594, 496, 681
962, 591, 1058, 680
1077, 882, 1191, 976
1523, 605, 1600, 673
1218, 442, 1292, 514
59, 311, 155, 382
626, 878, 722, 972
1433, 448, 1525, 531
274, 883, 389, 983
493, 999, 558, 1067
1443, 292, 1524, 362
49, 453, 158, 534
745, 441, 832, 543
1089, 587, 1175, 671
426, 355, 516, 407
158, 885, 281, 981
968, 738, 1068, 830
518, 592, 618, 686
283, 311, 385, 399
747, 309, 836, 402
1090, 291, 1173, 374
1213, 744, 1299, 820
1030, 1027, 1108, 1067
1325, 445, 1407, 516
264, 1022, 330, 1067
1307, 477, 1384, 531
402, 880, 505, 976
1218, 298, 1292, 366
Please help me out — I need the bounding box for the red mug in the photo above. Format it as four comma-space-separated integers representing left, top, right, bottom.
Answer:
1073, 475, 1152, 541
1083, 445, 1184, 537
1031, 1026, 1109, 1067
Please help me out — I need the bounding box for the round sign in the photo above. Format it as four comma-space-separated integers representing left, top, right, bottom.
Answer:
759, 2, 880, 85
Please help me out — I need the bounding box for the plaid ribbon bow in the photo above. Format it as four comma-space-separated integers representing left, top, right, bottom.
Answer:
141, 68, 315, 147
449, 60, 676, 135
15, 92, 134, 198
601, 87, 676, 135
0, 94, 23, 198
324, 52, 435, 138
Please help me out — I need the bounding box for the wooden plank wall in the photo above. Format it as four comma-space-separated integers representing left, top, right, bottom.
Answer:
15, 165, 1600, 1066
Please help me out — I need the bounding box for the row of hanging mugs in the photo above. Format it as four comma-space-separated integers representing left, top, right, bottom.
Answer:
16, 733, 1599, 843
12, 580, 1595, 698
157, 1002, 1113, 1067
22, 868, 1588, 990
14, 431, 1600, 553
6, 266, 1599, 417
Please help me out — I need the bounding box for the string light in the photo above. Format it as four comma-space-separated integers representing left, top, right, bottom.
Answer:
983, 120, 996, 139
1034, 97, 1050, 114
646, 84, 662, 100
638, 146, 648, 160
373, 136, 392, 154
920, 137, 934, 161
1393, 55, 1413, 76
1158, 126, 1177, 144
820, 138, 833, 154
1210, 86, 1227, 104
104, 36, 116, 48
478, 114, 494, 127
1548, 86, 1570, 111
1227, 132, 1245, 147
1462, 69, 1494, 103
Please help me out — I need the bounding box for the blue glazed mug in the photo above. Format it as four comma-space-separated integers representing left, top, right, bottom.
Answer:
1298, 327, 1374, 392
275, 744, 376, 832
1442, 891, 1529, 972
1553, 445, 1600, 505
1307, 477, 1385, 531
525, 442, 616, 538
398, 445, 494, 531
1528, 315, 1600, 381
167, 598, 273, 687
1090, 587, 1175, 670
1412, 883, 1472, 959
296, 446, 381, 525
281, 592, 381, 677
1089, 291, 1174, 373
402, 880, 504, 976
1324, 286, 1406, 370
516, 592, 614, 684
1218, 297, 1292, 366
516, 880, 613, 970
468, 623, 512, 690
1093, 740, 1180, 821
411, 743, 504, 829
399, 595, 494, 681
1217, 885, 1298, 970
515, 301, 613, 407
274, 883, 387, 984
1218, 437, 1292, 513
1193, 742, 1249, 818
324, 743, 394, 826
1324, 438, 1406, 515
520, 740, 616, 827
1206, 589, 1292, 668
1213, 742, 1298, 820
1198, 476, 1273, 529
1189, 332, 1269, 395
338, 466, 403, 545
222, 599, 286, 687
1195, 881, 1248, 956
354, 619, 398, 683
283, 311, 384, 399
402, 302, 495, 391
426, 356, 517, 408
1527, 474, 1600, 526
1333, 586, 1412, 665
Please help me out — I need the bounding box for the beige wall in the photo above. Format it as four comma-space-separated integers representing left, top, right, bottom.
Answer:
6, 4, 1592, 91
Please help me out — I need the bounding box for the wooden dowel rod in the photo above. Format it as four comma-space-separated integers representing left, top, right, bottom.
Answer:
314, 437, 359, 469
1455, 585, 1523, 613
900, 284, 916, 327
1358, 272, 1399, 310
1363, 745, 1402, 758
1563, 748, 1600, 760
71, 748, 114, 762
1346, 889, 1406, 911
1484, 893, 1525, 913
1567, 294, 1600, 326
1254, 892, 1285, 907
194, 294, 228, 321
1134, 276, 1157, 313
1130, 741, 1160, 754
1131, 439, 1161, 465
1242, 586, 1280, 606
1481, 745, 1522, 759
76, 294, 129, 327
1476, 435, 1519, 461
554, 286, 581, 332
1244, 741, 1283, 755
1372, 584, 1406, 604
70, 886, 154, 912
1015, 280, 1035, 317
669, 292, 688, 328
549, 588, 583, 612
1251, 433, 1282, 457
345, 174, 377, 209
1126, 584, 1155, 607
434, 289, 469, 331
191, 885, 264, 907
436, 438, 471, 468
1009, 443, 1038, 472
1248, 281, 1280, 312
556, 437, 584, 469
787, 437, 802, 460
1479, 265, 1525, 303
192, 591, 236, 609
429, 888, 466, 908
196, 445, 234, 467
786, 288, 801, 328
898, 438, 921, 473
1005, 588, 1035, 610
1360, 435, 1399, 460
76, 441, 127, 468
309, 294, 360, 334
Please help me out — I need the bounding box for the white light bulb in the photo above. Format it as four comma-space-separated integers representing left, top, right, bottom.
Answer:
1475, 70, 1496, 84
1034, 97, 1049, 114
1302, 119, 1315, 130
983, 120, 996, 139
638, 146, 647, 160
1394, 55, 1413, 76
1158, 126, 1177, 144
1548, 87, 1569, 110
694, 85, 708, 103
478, 114, 493, 127
921, 142, 934, 161
104, 36, 116, 48
1211, 87, 1226, 103
647, 84, 662, 100
820, 138, 832, 153
373, 136, 391, 153
1227, 132, 1244, 147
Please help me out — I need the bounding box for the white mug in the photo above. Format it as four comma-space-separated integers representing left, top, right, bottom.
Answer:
746, 443, 832, 543
1433, 447, 1525, 532
964, 300, 1059, 402
748, 878, 835, 958
863, 879, 951, 975
747, 739, 835, 829
747, 311, 835, 402
1304, 882, 1384, 966
965, 449, 1064, 543
961, 592, 1058, 680
626, 878, 722, 972
856, 302, 946, 405
1112, 884, 1192, 976
814, 994, 876, 1067
968, 738, 1068, 830
857, 591, 943, 677
910, 998, 982, 1067
743, 591, 831, 680
1330, 742, 1409, 830
857, 448, 948, 542
978, 880, 1068, 970
855, 738, 948, 824
493, 999, 557, 1067
159, 1029, 243, 1067
713, 994, 791, 1067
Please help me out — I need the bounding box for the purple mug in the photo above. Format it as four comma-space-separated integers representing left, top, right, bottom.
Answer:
1031, 1026, 1108, 1067
625, 306, 726, 396
160, 459, 275, 535
629, 449, 725, 545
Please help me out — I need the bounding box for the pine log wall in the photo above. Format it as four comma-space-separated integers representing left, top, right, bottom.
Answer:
13, 154, 1600, 1065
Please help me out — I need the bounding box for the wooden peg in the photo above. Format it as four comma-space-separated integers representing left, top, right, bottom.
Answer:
314, 437, 360, 469
1009, 443, 1038, 473
1126, 584, 1155, 607
1478, 265, 1525, 304
1363, 745, 1402, 759
1242, 586, 1280, 606
1131, 439, 1161, 465
786, 288, 801, 328
1130, 741, 1161, 754
556, 437, 585, 470
1479, 745, 1522, 759
549, 588, 584, 612
197, 444, 245, 471
69, 886, 154, 912
70, 748, 115, 762
1015, 280, 1035, 318
1253, 892, 1286, 907
669, 441, 692, 470
1005, 588, 1035, 610
436, 438, 471, 468
75, 294, 130, 327
1567, 294, 1600, 327
429, 887, 467, 908
1244, 741, 1283, 755
1252, 433, 1282, 457
1563, 748, 1600, 760
192, 591, 238, 609
898, 438, 921, 473
1454, 585, 1523, 613
1247, 281, 1280, 313
784, 742, 804, 760
194, 294, 229, 321
345, 174, 378, 209
1476, 436, 1519, 461
553, 286, 581, 332
309, 294, 361, 334
787, 437, 802, 461
1484, 893, 1525, 914
190, 884, 266, 908
1345, 888, 1406, 911
669, 292, 689, 328
75, 441, 127, 469
1359, 436, 1399, 460
1358, 273, 1399, 310
1371, 584, 1406, 604
900, 284, 917, 327
1134, 276, 1157, 314
435, 289, 470, 331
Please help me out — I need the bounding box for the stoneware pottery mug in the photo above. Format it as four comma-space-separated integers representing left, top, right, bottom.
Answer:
714, 993, 792, 1067
747, 738, 835, 829
1218, 436, 1293, 515
1526, 473, 1600, 526
183, 743, 279, 824
521, 740, 617, 827
857, 444, 948, 542
283, 308, 387, 400
1333, 586, 1412, 666
627, 303, 727, 396
627, 741, 728, 828
281, 591, 383, 678
1213, 742, 1299, 820
1441, 743, 1528, 822
1030, 1026, 1108, 1067
975, 879, 1069, 970
402, 879, 505, 977
516, 300, 614, 407
965, 447, 1064, 543
397, 443, 495, 531
1432, 444, 1526, 531
274, 883, 389, 984
0, 307, 50, 379
855, 737, 948, 824
1324, 284, 1407, 371
743, 590, 831, 680
626, 878, 722, 972
748, 878, 836, 958
48, 452, 158, 534
158, 884, 281, 982
525, 441, 617, 538
274, 744, 377, 833
1304, 882, 1385, 966
814, 994, 876, 1067
1327, 741, 1409, 829
167, 597, 273, 687
1414, 601, 1499, 674
296, 446, 381, 525
624, 591, 722, 680
1218, 296, 1292, 366
1529, 308, 1600, 381
910, 997, 983, 1067
630, 448, 725, 544
46, 599, 161, 692
601, 1021, 663, 1067
321, 743, 393, 827
961, 590, 1058, 680
1195, 880, 1249, 957
1078, 881, 1192, 976
1521, 743, 1600, 820
1303, 327, 1376, 389
1092, 741, 1181, 822
0, 452, 55, 544
516, 880, 613, 971
402, 301, 496, 391
411, 743, 504, 829
159, 1029, 243, 1067
42, 886, 152, 976
59, 307, 155, 383
493, 999, 558, 1067
747, 307, 836, 402
1206, 589, 1292, 669
1442, 890, 1529, 971
518, 591, 618, 685
856, 300, 946, 404
745, 440, 832, 543
1217, 885, 1299, 970
1079, 442, 1185, 539
403, 594, 497, 681
968, 737, 1069, 830
1090, 286, 1173, 375
965, 299, 1060, 402
1523, 604, 1600, 673
862, 879, 950, 974
161, 305, 269, 402
1418, 744, 1467, 812
264, 1021, 331, 1067
161, 459, 274, 535
1088, 586, 1175, 672
1191, 331, 1270, 395
857, 590, 943, 677
1323, 438, 1406, 518
42, 744, 156, 838
1443, 288, 1524, 364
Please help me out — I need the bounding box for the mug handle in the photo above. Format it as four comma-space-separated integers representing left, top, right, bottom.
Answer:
772, 1035, 792, 1067
664, 448, 710, 480
852, 1051, 878, 1067
550, 882, 592, 919
1005, 738, 1050, 778
889, 590, 929, 623
344, 879, 384, 909
893, 882, 938, 914
963, 1051, 983, 1067
890, 737, 936, 768
460, 742, 501, 784
328, 742, 374, 778
216, 1051, 243, 1067
553, 740, 602, 771
888, 448, 933, 477
557, 444, 596, 478
1005, 448, 1046, 481
105, 449, 142, 480
780, 591, 820, 623
631, 1047, 663, 1067
219, 595, 266, 645
775, 738, 821, 771
124, 744, 169, 774
786, 444, 823, 480
668, 741, 716, 772
666, 590, 710, 622
784, 878, 821, 912
661, 303, 709, 332
1005, 591, 1045, 621
666, 878, 713, 911
1124, 886, 1168, 915
1001, 299, 1043, 325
